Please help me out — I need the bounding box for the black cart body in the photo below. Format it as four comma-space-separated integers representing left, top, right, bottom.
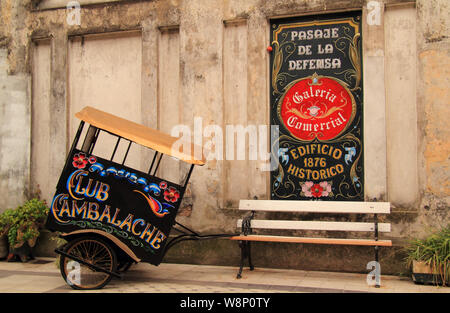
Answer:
46, 106, 205, 268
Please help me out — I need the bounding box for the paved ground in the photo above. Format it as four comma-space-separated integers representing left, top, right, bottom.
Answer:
0, 257, 448, 293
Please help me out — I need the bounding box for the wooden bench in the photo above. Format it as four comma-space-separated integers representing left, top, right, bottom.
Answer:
230, 200, 392, 287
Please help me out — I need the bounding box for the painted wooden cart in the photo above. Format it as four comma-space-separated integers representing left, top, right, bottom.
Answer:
45, 106, 229, 289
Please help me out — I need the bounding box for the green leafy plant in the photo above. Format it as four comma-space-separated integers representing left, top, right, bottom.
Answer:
51, 235, 67, 269
405, 225, 450, 286
0, 199, 49, 250
0, 213, 8, 237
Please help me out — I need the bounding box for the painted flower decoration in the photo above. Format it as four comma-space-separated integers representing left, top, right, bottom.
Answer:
88, 156, 97, 164
72, 153, 88, 169
301, 181, 314, 197
311, 184, 324, 198
159, 181, 168, 190
164, 187, 180, 203
319, 181, 332, 197
307, 105, 321, 117
300, 181, 333, 198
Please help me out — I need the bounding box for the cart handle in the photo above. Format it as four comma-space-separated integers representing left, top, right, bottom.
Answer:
160, 221, 239, 260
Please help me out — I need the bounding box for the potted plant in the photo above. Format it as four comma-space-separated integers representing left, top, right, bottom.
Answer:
0, 199, 49, 262
405, 225, 449, 286
0, 211, 9, 259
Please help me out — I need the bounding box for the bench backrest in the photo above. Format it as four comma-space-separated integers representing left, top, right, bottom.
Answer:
237, 200, 391, 234
239, 200, 390, 214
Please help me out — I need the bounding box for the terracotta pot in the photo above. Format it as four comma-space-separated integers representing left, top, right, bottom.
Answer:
412, 260, 445, 286
9, 241, 34, 262
0, 235, 8, 259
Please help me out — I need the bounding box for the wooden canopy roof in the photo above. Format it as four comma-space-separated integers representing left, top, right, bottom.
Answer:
75, 106, 206, 165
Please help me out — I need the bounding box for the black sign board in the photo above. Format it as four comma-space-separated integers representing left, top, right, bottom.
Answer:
270, 12, 364, 201
46, 149, 183, 264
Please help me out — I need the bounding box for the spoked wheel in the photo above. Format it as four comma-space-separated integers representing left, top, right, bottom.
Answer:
60, 236, 117, 290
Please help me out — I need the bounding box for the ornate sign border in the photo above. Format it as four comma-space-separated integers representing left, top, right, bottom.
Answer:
269, 12, 364, 201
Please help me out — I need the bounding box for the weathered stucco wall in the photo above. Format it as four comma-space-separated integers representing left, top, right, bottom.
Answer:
0, 0, 448, 275
0, 1, 33, 209
0, 48, 31, 209
415, 0, 450, 233
30, 39, 52, 204
385, 5, 418, 207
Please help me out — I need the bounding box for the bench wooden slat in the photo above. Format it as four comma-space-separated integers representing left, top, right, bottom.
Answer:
230, 235, 393, 247
237, 219, 391, 232
239, 200, 390, 214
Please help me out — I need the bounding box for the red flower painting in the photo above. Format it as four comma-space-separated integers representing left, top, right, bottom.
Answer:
300, 181, 333, 198
164, 187, 180, 203
311, 184, 324, 198
159, 181, 168, 190
72, 153, 88, 169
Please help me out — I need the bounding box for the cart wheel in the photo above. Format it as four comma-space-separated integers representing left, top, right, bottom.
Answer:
60, 236, 117, 290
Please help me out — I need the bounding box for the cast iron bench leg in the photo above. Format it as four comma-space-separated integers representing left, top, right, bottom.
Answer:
237, 241, 245, 279
248, 241, 254, 271
375, 245, 380, 288
237, 241, 254, 278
